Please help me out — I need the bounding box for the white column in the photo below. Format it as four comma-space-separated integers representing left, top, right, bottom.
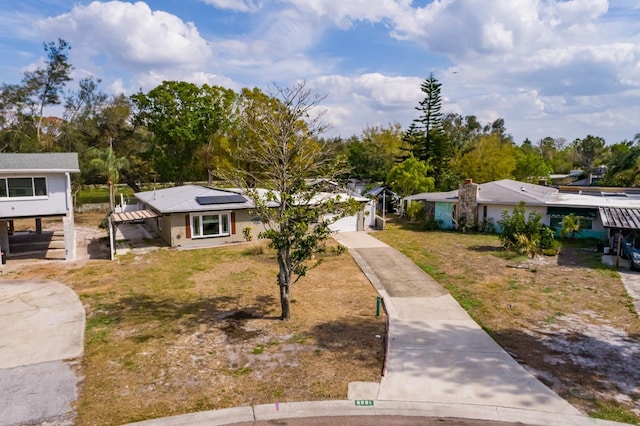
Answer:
64, 172, 76, 261
63, 217, 76, 261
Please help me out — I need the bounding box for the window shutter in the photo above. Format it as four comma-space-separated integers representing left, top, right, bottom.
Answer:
231, 212, 236, 234
185, 214, 191, 239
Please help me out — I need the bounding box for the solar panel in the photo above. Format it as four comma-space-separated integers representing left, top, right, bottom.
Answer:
196, 194, 247, 205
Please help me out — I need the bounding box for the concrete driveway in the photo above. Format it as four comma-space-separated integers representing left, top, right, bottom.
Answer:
0, 280, 85, 425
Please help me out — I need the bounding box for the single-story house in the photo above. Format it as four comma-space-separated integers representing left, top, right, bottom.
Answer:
110, 184, 369, 253
111, 185, 263, 250
405, 178, 640, 241
0, 153, 79, 260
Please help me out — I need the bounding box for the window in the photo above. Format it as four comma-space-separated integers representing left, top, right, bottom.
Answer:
550, 216, 593, 230
191, 213, 230, 238
548, 207, 596, 231
0, 177, 48, 198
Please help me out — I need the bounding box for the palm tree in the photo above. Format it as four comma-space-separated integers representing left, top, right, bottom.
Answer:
560, 213, 582, 239
87, 145, 129, 213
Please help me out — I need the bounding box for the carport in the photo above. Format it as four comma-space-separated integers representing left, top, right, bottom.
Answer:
108, 209, 160, 260
599, 207, 640, 268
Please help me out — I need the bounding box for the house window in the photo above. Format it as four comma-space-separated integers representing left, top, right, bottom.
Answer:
548, 207, 596, 231
0, 177, 48, 198
191, 213, 230, 238
550, 216, 593, 230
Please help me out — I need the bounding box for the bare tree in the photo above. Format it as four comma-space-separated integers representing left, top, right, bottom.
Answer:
228, 82, 359, 320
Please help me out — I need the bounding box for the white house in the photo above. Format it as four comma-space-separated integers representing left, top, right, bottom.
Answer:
405, 178, 640, 241
0, 153, 80, 260
109, 184, 369, 256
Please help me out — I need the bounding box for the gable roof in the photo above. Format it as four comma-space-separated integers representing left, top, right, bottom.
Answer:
407, 179, 557, 206
135, 185, 254, 214
0, 153, 80, 173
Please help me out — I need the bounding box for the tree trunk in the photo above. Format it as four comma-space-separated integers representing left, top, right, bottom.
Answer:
279, 281, 291, 320
278, 246, 292, 320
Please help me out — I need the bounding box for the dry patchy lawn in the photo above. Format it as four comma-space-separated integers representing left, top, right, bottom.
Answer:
374, 218, 640, 424
7, 214, 385, 425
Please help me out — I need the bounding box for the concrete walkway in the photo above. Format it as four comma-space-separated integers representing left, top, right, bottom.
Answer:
334, 232, 580, 413
128, 231, 627, 426
0, 280, 85, 425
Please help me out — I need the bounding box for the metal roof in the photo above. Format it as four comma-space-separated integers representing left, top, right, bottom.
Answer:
135, 185, 254, 214
599, 207, 640, 230
0, 153, 80, 173
407, 179, 557, 205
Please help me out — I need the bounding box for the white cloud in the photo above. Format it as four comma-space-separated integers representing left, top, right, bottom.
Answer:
307, 73, 422, 137
201, 0, 261, 13
12, 0, 640, 145
36, 1, 211, 70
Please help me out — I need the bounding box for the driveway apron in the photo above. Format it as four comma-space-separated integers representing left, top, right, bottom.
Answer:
333, 232, 580, 415
0, 280, 85, 425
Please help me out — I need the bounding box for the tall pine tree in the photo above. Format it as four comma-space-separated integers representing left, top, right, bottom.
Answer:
405, 73, 454, 190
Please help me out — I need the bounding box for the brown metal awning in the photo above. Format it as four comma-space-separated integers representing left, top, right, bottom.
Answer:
599, 207, 640, 230
110, 209, 159, 224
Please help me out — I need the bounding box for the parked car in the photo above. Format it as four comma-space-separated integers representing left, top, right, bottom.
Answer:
621, 232, 640, 272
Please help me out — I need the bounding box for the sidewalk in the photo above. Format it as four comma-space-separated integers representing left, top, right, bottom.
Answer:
128, 231, 627, 426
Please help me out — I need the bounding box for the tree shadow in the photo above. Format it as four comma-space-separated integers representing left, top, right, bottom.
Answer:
306, 316, 387, 371
467, 244, 502, 253
91, 293, 278, 330
87, 237, 110, 259
491, 326, 640, 412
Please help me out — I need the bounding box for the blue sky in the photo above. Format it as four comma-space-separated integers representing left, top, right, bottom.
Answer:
1, 0, 640, 145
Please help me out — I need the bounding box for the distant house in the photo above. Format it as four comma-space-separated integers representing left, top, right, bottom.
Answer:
405, 178, 640, 241
0, 153, 80, 260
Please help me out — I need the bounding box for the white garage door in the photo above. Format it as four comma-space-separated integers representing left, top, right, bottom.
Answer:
327, 213, 359, 232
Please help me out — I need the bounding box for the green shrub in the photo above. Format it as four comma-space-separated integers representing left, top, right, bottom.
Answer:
498, 202, 557, 256
406, 201, 425, 222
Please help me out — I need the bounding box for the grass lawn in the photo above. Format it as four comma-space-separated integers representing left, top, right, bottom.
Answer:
76, 185, 135, 205
14, 232, 385, 425
373, 218, 640, 425
77, 244, 384, 425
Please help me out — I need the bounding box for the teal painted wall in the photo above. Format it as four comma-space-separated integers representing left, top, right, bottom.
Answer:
435, 202, 454, 229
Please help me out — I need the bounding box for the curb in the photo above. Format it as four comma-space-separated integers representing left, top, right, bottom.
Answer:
126, 399, 629, 426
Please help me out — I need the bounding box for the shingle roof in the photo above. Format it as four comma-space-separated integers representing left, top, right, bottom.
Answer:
0, 153, 80, 173
135, 185, 254, 214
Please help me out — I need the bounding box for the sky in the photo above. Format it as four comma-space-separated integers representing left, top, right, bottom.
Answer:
1, 0, 639, 145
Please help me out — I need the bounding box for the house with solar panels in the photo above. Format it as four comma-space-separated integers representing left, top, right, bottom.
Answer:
109, 183, 369, 254
119, 185, 264, 249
